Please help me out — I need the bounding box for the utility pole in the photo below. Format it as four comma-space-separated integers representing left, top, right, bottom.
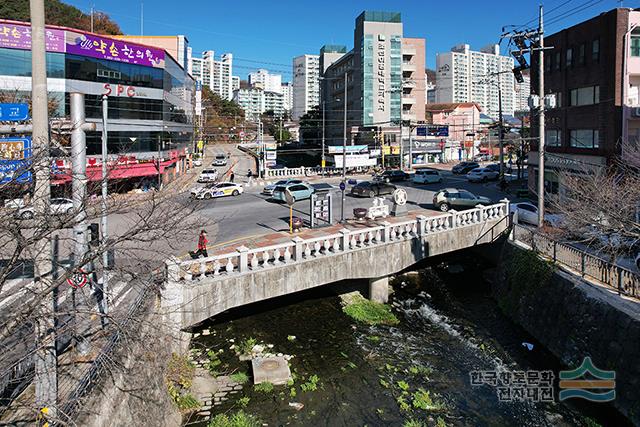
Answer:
157, 134, 162, 189
70, 93, 89, 273
498, 84, 505, 178
537, 5, 545, 228
321, 100, 325, 177
100, 95, 109, 322
31, 0, 57, 417
341, 72, 347, 223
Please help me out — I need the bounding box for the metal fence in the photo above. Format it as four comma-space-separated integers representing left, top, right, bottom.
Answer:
512, 224, 639, 299
57, 281, 156, 423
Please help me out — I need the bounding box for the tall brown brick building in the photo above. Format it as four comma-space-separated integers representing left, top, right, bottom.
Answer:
529, 8, 639, 195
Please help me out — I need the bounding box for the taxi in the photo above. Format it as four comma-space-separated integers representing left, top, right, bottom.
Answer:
191, 182, 243, 199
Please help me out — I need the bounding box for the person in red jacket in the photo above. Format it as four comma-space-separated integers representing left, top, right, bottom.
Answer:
192, 230, 209, 258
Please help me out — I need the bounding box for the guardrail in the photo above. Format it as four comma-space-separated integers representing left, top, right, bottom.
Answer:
167, 201, 510, 282
512, 224, 639, 299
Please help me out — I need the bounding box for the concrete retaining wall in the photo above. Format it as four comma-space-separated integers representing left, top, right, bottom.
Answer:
493, 243, 640, 425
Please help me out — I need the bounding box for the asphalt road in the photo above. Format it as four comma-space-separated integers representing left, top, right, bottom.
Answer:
178, 170, 513, 248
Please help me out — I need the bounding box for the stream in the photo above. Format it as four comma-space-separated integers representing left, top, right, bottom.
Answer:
185, 253, 628, 427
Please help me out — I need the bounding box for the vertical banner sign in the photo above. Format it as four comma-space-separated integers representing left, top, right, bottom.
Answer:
0, 137, 32, 184
195, 81, 202, 116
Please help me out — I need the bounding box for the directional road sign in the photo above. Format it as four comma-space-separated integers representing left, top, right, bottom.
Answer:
0, 103, 29, 122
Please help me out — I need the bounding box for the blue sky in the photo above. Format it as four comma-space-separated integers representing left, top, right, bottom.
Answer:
65, 0, 624, 81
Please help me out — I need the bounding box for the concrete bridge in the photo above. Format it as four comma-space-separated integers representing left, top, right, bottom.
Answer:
161, 201, 511, 349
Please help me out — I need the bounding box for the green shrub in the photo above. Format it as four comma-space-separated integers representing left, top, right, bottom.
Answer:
300, 374, 320, 392
166, 353, 195, 389
403, 419, 427, 427
237, 337, 258, 355
254, 381, 274, 393
342, 296, 399, 325
229, 371, 249, 385
205, 350, 223, 376
208, 410, 261, 427
237, 397, 250, 408
436, 417, 448, 427
397, 380, 410, 392
411, 388, 444, 411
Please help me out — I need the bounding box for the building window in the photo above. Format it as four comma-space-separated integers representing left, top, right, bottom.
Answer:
545, 129, 561, 146
632, 29, 640, 57
569, 85, 600, 106
570, 129, 599, 148
554, 52, 561, 71
592, 39, 600, 62
578, 44, 585, 65
566, 48, 573, 67
545, 53, 552, 72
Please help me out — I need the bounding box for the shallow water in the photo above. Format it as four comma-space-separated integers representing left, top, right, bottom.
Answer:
186, 255, 628, 427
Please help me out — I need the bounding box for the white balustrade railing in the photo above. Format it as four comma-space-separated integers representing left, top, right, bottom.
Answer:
264, 166, 371, 178
166, 201, 510, 282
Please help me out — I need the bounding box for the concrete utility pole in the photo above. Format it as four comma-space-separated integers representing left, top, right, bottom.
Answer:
70, 93, 89, 272
100, 95, 109, 322
498, 83, 505, 178
321, 101, 325, 177
30, 0, 57, 416
341, 72, 347, 223
537, 5, 546, 228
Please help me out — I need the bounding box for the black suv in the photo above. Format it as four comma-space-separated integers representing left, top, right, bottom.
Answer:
376, 169, 410, 183
451, 162, 480, 174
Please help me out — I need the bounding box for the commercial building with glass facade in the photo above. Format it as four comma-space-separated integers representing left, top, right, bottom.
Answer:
0, 19, 194, 188
320, 11, 426, 167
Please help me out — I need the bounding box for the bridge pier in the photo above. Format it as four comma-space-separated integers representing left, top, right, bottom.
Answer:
369, 276, 389, 304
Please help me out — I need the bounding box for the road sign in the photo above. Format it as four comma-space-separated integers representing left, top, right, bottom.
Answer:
0, 103, 29, 122
239, 131, 245, 138
67, 269, 88, 289
416, 126, 427, 137
0, 137, 32, 184
284, 189, 295, 206
339, 181, 346, 191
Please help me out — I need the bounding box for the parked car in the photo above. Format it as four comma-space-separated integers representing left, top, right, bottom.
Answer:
474, 154, 491, 162
198, 168, 219, 183
451, 162, 480, 174
509, 202, 566, 227
350, 181, 396, 198
271, 182, 315, 203
466, 168, 499, 182
262, 179, 303, 196
193, 158, 203, 167
191, 182, 243, 199
17, 198, 74, 220
432, 188, 491, 212
413, 169, 442, 184
375, 169, 410, 183
484, 164, 501, 173
212, 154, 228, 167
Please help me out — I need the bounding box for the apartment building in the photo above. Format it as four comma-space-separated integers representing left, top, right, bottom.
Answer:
281, 82, 293, 113
435, 44, 515, 119
514, 69, 531, 113
248, 69, 282, 93
188, 49, 234, 100
233, 87, 285, 121
292, 54, 320, 120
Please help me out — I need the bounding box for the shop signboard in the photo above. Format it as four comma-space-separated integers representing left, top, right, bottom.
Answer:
0, 137, 32, 184
0, 22, 64, 52
327, 145, 368, 154
0, 103, 29, 121
65, 30, 165, 67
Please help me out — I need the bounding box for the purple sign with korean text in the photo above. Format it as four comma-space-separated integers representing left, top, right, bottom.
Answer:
0, 22, 65, 52
65, 30, 165, 68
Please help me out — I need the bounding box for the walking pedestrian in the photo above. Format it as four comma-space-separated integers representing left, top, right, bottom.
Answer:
230, 171, 235, 183
191, 230, 209, 258
246, 169, 253, 184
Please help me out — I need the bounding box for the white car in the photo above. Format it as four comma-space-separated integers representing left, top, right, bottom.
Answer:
510, 202, 565, 227
193, 158, 203, 167
198, 168, 219, 183
262, 179, 303, 196
466, 168, 499, 182
212, 154, 228, 167
412, 169, 442, 184
17, 198, 74, 220
192, 182, 243, 199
